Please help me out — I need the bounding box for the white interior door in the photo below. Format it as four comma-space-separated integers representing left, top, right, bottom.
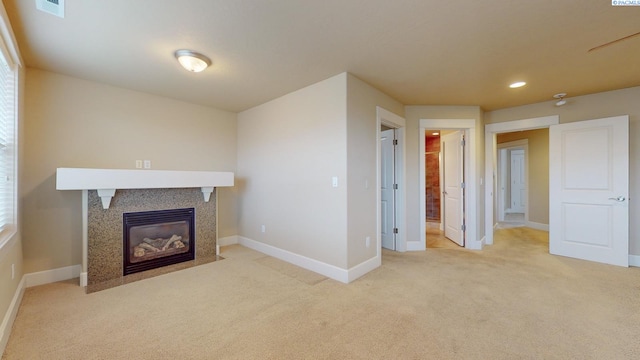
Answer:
497, 148, 508, 221
381, 129, 395, 250
442, 131, 464, 246
509, 149, 525, 213
549, 116, 629, 266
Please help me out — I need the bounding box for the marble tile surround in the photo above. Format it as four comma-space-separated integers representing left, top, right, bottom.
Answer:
87, 188, 218, 293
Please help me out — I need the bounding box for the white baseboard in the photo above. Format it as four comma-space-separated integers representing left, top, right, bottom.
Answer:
406, 241, 425, 251
24, 264, 81, 288
466, 237, 483, 250
0, 276, 25, 355
238, 236, 379, 283
217, 235, 239, 256
80, 272, 88, 287
629, 255, 640, 267
347, 254, 381, 283
526, 221, 549, 231
217, 235, 239, 246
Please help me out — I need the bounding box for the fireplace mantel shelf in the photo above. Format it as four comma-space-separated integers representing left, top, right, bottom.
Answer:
56, 168, 234, 209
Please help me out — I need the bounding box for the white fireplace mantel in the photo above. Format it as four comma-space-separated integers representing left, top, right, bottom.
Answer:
56, 168, 234, 209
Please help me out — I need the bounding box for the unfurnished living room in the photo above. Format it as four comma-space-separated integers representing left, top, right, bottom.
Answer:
1, 1, 640, 359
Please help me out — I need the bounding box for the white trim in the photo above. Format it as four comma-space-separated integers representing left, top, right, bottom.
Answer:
420, 119, 479, 250
0, 3, 23, 67
56, 168, 234, 191
218, 235, 239, 247
346, 255, 381, 283
377, 107, 406, 253
484, 115, 559, 245
217, 235, 236, 254
80, 272, 87, 287
24, 264, 81, 288
82, 190, 88, 280
0, 276, 24, 355
629, 255, 640, 267
406, 241, 425, 251
526, 221, 549, 231
238, 236, 357, 283
0, 228, 17, 262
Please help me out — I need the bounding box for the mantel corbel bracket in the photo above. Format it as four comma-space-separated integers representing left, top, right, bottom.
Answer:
97, 189, 116, 209
201, 187, 214, 202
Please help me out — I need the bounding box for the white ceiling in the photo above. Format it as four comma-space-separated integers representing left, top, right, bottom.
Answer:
5, 0, 640, 112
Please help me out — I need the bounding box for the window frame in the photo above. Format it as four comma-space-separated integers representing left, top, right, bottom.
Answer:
0, 5, 22, 251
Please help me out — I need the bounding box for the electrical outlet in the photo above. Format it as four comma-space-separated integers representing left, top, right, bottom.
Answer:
11, 263, 15, 279
135, 160, 142, 169
143, 160, 151, 169
261, 225, 266, 233
365, 236, 371, 248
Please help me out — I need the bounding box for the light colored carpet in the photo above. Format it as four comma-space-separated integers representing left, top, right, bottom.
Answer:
3, 228, 640, 359
496, 213, 525, 229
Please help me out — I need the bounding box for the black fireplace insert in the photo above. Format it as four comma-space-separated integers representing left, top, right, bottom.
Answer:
123, 208, 195, 275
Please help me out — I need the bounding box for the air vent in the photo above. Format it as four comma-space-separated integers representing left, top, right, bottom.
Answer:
36, 0, 64, 18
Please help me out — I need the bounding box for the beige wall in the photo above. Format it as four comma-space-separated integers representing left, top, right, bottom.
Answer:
497, 129, 549, 225
485, 86, 640, 255
404, 106, 484, 246
237, 73, 349, 268
0, 237, 22, 321
346, 74, 403, 267
22, 69, 238, 273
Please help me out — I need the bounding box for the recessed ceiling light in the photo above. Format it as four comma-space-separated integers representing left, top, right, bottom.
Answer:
174, 49, 212, 73
432, 132, 439, 136
509, 81, 527, 88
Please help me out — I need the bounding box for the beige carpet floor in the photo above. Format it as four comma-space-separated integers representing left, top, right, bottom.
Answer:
3, 228, 640, 359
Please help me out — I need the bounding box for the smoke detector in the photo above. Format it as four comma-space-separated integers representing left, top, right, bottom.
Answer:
553, 93, 567, 106
36, 0, 65, 18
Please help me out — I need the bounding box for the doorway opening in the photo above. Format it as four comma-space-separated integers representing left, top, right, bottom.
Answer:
419, 119, 479, 251
487, 115, 629, 267
496, 139, 529, 229
424, 129, 466, 249
377, 107, 406, 253
485, 116, 558, 246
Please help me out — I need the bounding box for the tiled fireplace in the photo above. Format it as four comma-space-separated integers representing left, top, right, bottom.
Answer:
56, 168, 234, 293
87, 188, 216, 292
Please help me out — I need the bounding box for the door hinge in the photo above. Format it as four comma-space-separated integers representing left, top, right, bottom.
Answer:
393, 184, 398, 190
461, 182, 465, 189
393, 139, 398, 145
393, 228, 399, 234
461, 224, 466, 231
461, 138, 466, 147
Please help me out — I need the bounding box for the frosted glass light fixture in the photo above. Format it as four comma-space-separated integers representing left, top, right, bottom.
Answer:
509, 81, 526, 88
175, 49, 211, 72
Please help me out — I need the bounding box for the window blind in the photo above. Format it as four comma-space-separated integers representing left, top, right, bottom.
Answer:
0, 52, 15, 232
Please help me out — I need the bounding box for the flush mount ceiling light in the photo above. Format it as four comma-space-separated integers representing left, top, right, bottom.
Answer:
432, 132, 439, 136
174, 49, 212, 72
553, 93, 567, 106
509, 81, 527, 88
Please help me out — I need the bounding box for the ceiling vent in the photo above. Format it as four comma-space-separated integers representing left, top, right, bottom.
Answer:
36, 0, 64, 18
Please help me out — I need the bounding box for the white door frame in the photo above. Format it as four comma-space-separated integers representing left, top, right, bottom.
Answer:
497, 140, 528, 222
484, 115, 559, 245
419, 119, 479, 250
377, 107, 406, 252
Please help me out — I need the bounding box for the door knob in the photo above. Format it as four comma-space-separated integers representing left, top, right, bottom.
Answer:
608, 196, 626, 202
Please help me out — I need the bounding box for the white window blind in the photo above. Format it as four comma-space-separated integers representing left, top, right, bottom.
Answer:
0, 50, 15, 233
